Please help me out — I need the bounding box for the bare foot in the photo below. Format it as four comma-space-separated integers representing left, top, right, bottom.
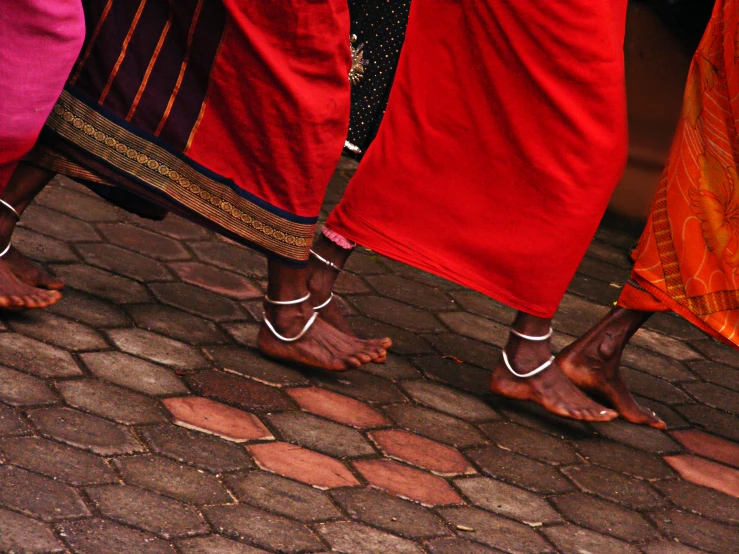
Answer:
4, 247, 64, 290
307, 235, 392, 352
258, 302, 387, 371
557, 308, 665, 429
489, 323, 617, 422
0, 259, 62, 310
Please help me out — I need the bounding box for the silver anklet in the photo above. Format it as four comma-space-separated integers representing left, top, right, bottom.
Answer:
264, 292, 311, 305
0, 199, 20, 220
310, 250, 342, 272
313, 292, 334, 311
0, 241, 11, 259
262, 292, 318, 342
503, 327, 554, 378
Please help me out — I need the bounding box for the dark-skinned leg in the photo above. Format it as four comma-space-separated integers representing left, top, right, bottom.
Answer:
489, 311, 618, 422
0, 163, 62, 309
257, 258, 388, 370
557, 306, 665, 428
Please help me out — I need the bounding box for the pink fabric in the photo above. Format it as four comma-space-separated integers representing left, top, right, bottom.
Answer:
322, 226, 356, 250
0, 0, 85, 190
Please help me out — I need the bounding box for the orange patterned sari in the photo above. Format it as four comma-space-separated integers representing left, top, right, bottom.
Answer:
619, 0, 739, 350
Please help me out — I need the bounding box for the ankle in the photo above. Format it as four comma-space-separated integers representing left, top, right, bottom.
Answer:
265, 302, 313, 332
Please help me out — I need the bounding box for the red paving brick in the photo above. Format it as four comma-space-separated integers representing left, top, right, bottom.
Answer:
664, 455, 739, 498
353, 459, 464, 506
162, 396, 273, 442
671, 429, 739, 469
248, 442, 359, 489
369, 429, 475, 476
286, 387, 390, 428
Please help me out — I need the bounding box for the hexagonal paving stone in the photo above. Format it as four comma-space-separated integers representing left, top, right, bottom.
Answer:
542, 524, 641, 554
331, 488, 448, 539
0, 403, 31, 436
351, 296, 445, 332
413, 354, 491, 393
225, 471, 342, 522
316, 521, 424, 554
641, 542, 706, 554
551, 492, 659, 542
170, 262, 261, 299
150, 282, 245, 321
0, 508, 65, 553
13, 226, 78, 264
426, 537, 500, 554
400, 380, 498, 422
20, 204, 100, 242
287, 386, 390, 428
676, 404, 739, 442
353, 459, 463, 506
162, 396, 273, 442
81, 351, 188, 396
190, 240, 268, 279
27, 406, 145, 455
0, 333, 81, 378
454, 477, 562, 524
86, 485, 209, 539
311, 370, 406, 404
9, 311, 108, 351
106, 328, 208, 370
248, 442, 359, 489
479, 421, 579, 465
58, 518, 175, 554
649, 508, 739, 554
47, 288, 129, 328
186, 370, 293, 412
384, 404, 486, 448
208, 346, 310, 387
76, 243, 173, 282
266, 411, 375, 458
438, 506, 551, 553
654, 478, 739, 526
590, 419, 680, 454
0, 365, 57, 407
0, 437, 117, 485
369, 429, 475, 476
205, 504, 324, 554
51, 263, 151, 304
138, 424, 254, 473
364, 274, 455, 311
671, 429, 739, 469
114, 455, 233, 504
573, 439, 675, 480
56, 379, 167, 424
98, 222, 191, 260
561, 465, 665, 510
438, 311, 509, 348
127, 304, 228, 345
178, 536, 270, 554
0, 465, 90, 522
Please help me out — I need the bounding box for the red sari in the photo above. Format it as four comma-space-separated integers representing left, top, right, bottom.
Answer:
326, 0, 629, 318
619, 0, 739, 350
30, 0, 350, 264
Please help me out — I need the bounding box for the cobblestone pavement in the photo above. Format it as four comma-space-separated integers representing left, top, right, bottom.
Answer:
0, 157, 738, 554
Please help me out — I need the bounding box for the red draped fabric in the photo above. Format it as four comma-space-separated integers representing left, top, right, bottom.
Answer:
326, 0, 629, 317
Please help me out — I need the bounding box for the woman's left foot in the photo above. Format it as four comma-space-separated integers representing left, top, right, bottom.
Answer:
557, 308, 666, 429
4, 246, 64, 290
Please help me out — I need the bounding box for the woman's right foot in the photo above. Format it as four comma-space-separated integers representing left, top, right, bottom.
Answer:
4, 246, 64, 290
557, 307, 665, 429
258, 302, 387, 371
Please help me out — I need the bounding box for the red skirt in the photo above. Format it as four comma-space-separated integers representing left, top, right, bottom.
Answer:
327, 0, 629, 317
31, 0, 350, 264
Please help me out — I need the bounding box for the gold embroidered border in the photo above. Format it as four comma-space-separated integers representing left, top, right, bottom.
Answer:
46, 90, 315, 261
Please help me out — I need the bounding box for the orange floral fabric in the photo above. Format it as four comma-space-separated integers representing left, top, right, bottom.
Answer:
620, 0, 739, 349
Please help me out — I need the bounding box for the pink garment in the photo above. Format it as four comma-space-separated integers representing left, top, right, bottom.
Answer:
0, 0, 85, 190
322, 226, 356, 250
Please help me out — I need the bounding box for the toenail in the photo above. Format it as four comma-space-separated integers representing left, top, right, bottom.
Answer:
599, 410, 608, 415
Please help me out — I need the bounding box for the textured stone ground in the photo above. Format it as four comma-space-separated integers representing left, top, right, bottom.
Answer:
0, 157, 737, 554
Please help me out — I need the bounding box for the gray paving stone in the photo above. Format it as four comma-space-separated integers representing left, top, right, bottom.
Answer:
56, 379, 168, 424
347, 316, 434, 356
178, 536, 270, 554
542, 524, 641, 554
561, 465, 665, 510
331, 487, 448, 539
0, 333, 82, 378
455, 477, 562, 524
690, 338, 739, 368
676, 404, 739, 442
138, 424, 253, 473
205, 504, 324, 554
426, 537, 502, 554
351, 296, 445, 332
77, 242, 173, 281
129, 213, 212, 241
682, 381, 739, 415
47, 288, 130, 328
0, 365, 58, 406
401, 380, 498, 422
689, 360, 739, 392
630, 327, 703, 361
653, 479, 739, 526
58, 518, 175, 554
0, 437, 117, 485
621, 347, 695, 382
362, 353, 421, 380
190, 240, 268, 279
81, 351, 188, 396
438, 506, 551, 553
0, 507, 65, 553
413, 354, 491, 393
106, 328, 209, 371
266, 411, 375, 458
641, 541, 708, 554
384, 404, 487, 448
227, 471, 341, 522
591, 419, 681, 454
649, 508, 739, 554
0, 465, 90, 522
365, 274, 456, 311
35, 183, 123, 222
221, 322, 260, 347
114, 455, 233, 505
438, 311, 509, 348
51, 263, 151, 304
208, 346, 310, 387
27, 406, 145, 455
150, 282, 245, 322
316, 521, 424, 554
479, 421, 578, 465
13, 225, 79, 263
312, 369, 406, 404
20, 204, 100, 242
128, 304, 228, 345
573, 439, 675, 480
98, 222, 191, 260
0, 403, 31, 436
86, 485, 209, 539
621, 368, 690, 404
551, 493, 659, 543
